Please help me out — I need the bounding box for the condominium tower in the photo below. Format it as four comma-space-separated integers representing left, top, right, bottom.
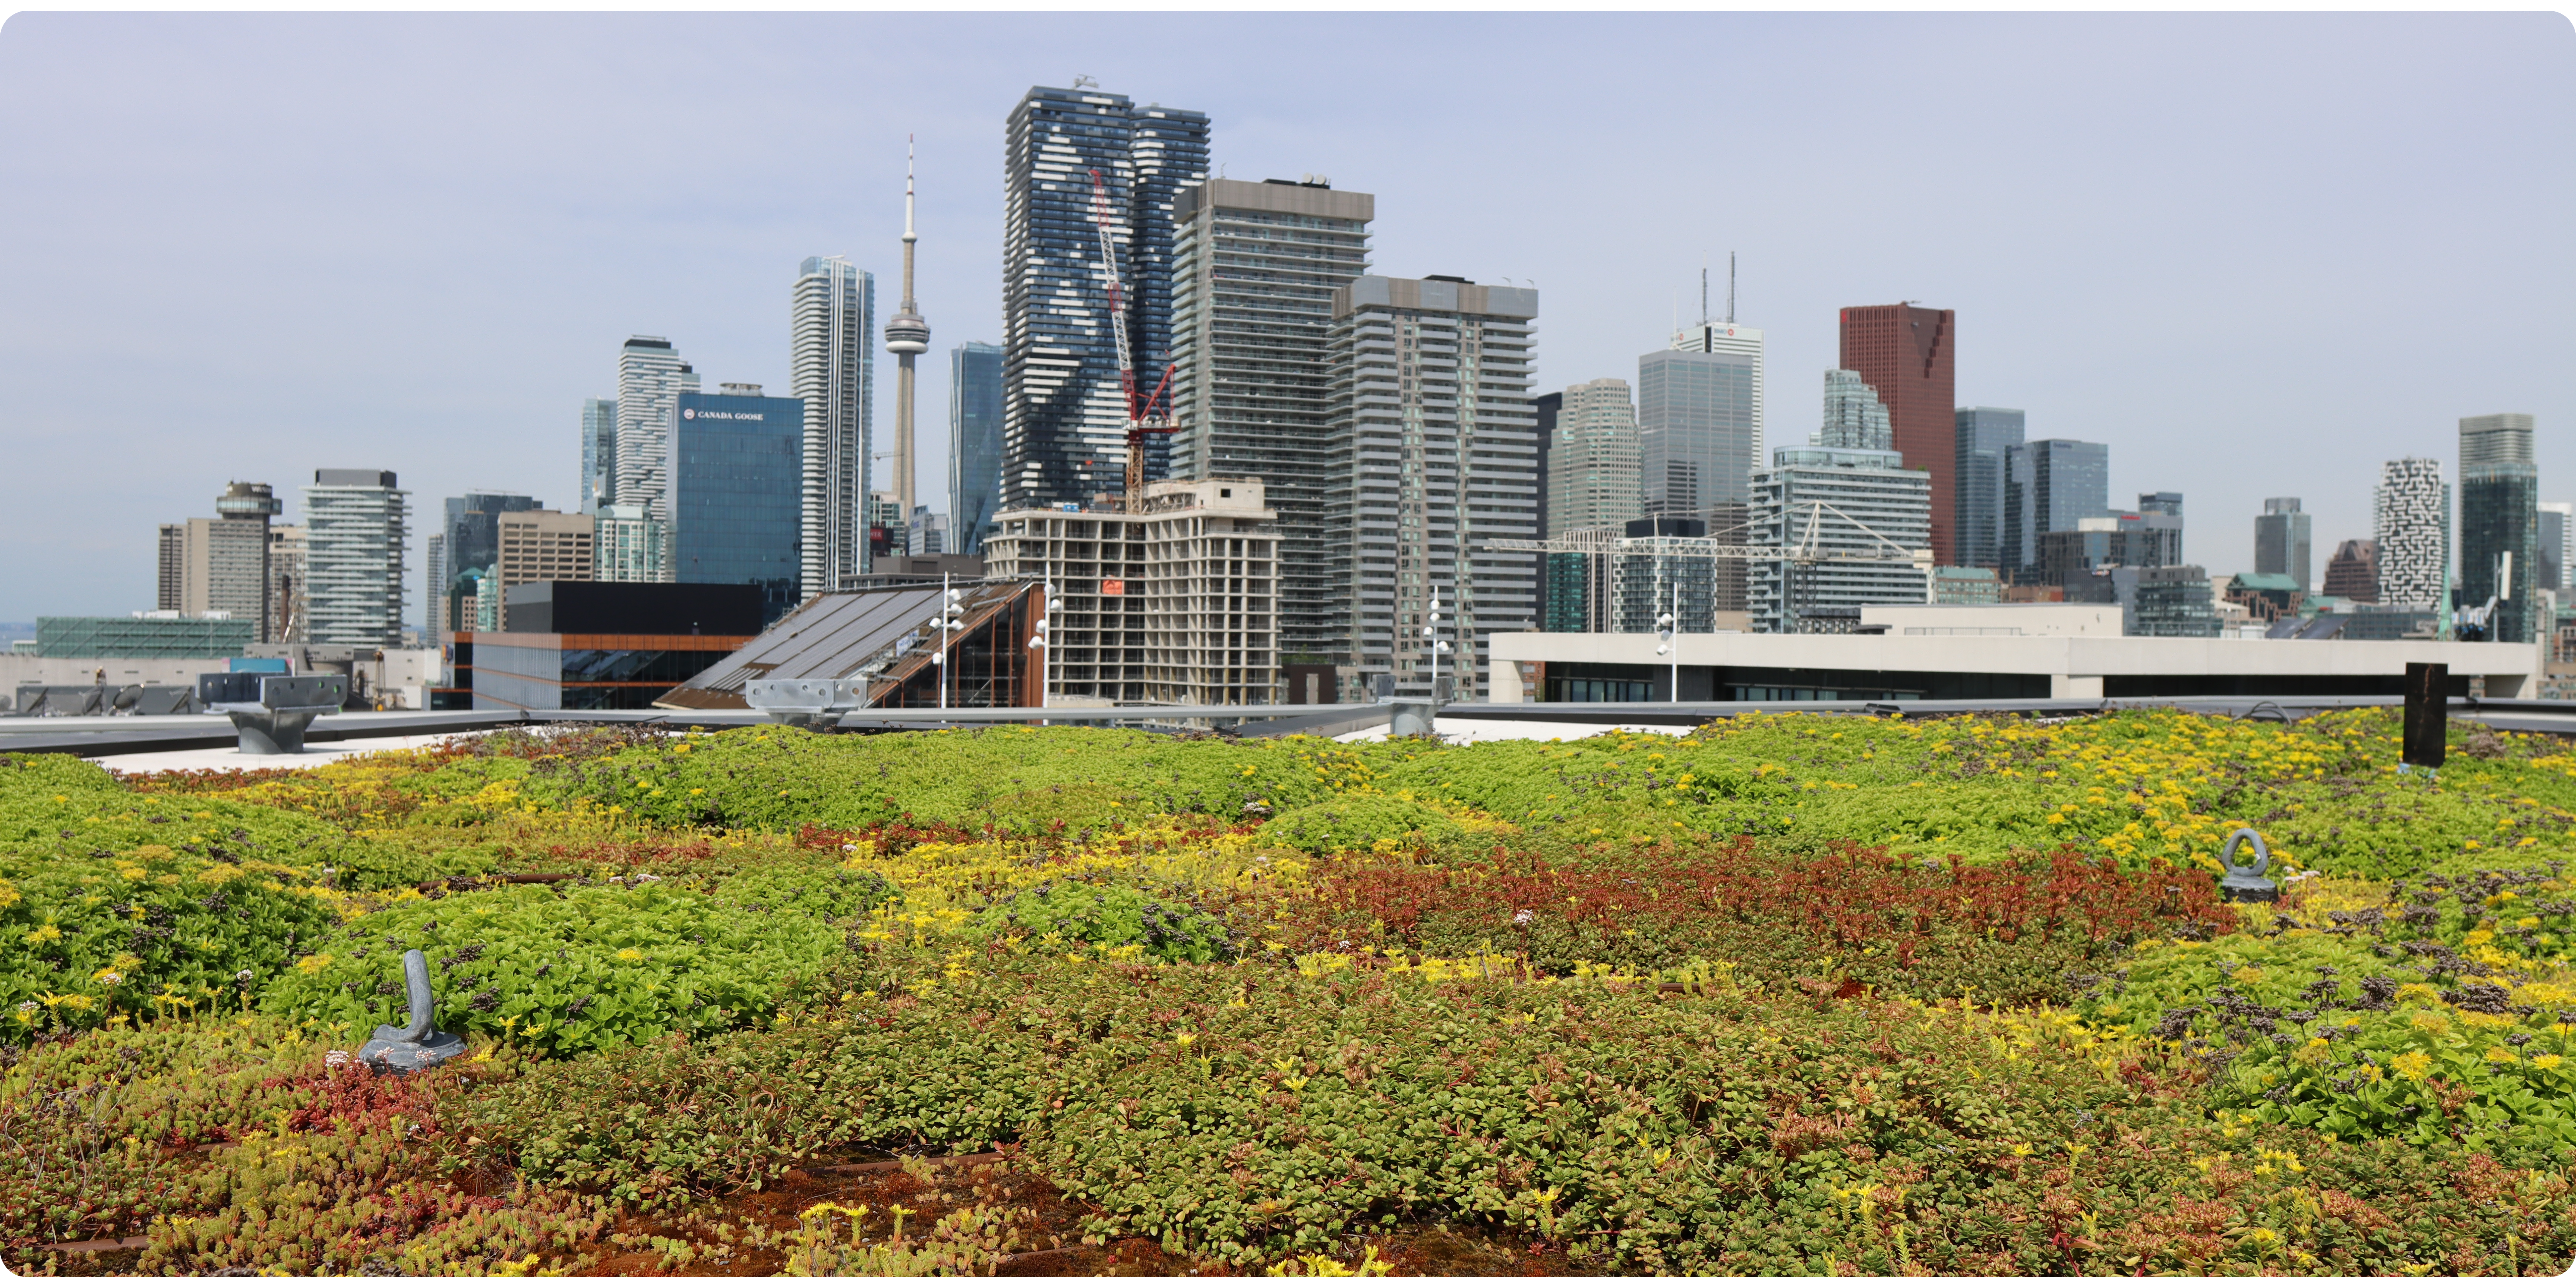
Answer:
580, 397, 617, 513
2540, 501, 2571, 594
612, 336, 698, 578
1839, 303, 1957, 564
948, 341, 1004, 553
1953, 407, 2024, 570
303, 469, 409, 647
2373, 457, 2450, 609
998, 85, 1209, 511
2459, 413, 2538, 642
1323, 275, 1540, 700
1167, 176, 1373, 661
791, 257, 874, 591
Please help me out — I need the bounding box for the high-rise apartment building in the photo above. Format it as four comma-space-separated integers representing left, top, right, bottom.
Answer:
1839, 303, 1957, 564
493, 511, 595, 630
2002, 439, 2109, 577
580, 397, 617, 513
2323, 538, 2378, 602
866, 492, 906, 559
984, 477, 1276, 705
2539, 501, 2571, 593
303, 470, 409, 646
1747, 370, 1933, 632
2255, 497, 2313, 592
613, 337, 698, 579
670, 386, 804, 624
1953, 406, 2024, 569
2459, 413, 2539, 642
593, 505, 663, 584
424, 533, 446, 642
1546, 378, 1644, 537
1000, 85, 1208, 511
1167, 177, 1374, 662
155, 482, 284, 639
790, 258, 874, 592
948, 342, 1004, 554
1639, 326, 1762, 525
156, 523, 186, 612
1323, 275, 1540, 700
2373, 457, 2450, 609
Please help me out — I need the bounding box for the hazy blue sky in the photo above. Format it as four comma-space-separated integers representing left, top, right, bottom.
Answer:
1, 11, 2569, 621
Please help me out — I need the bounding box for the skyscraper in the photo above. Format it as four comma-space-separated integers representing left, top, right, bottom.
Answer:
884, 143, 931, 555
948, 341, 1004, 554
2459, 413, 2538, 642
1748, 370, 1932, 633
670, 386, 805, 624
1124, 102, 1213, 486
2540, 501, 2571, 593
2322, 538, 2379, 602
1323, 275, 1539, 699
580, 397, 617, 513
1642, 322, 1764, 524
1839, 303, 1957, 564
613, 335, 697, 578
1547, 378, 1644, 537
2255, 497, 2313, 592
439, 492, 541, 630
1167, 176, 1373, 662
1816, 370, 1891, 449
1953, 407, 2024, 570
2002, 439, 2109, 577
791, 258, 874, 591
157, 482, 283, 638
2373, 457, 2450, 610
156, 523, 185, 612
999, 85, 1208, 511
2131, 491, 2186, 568
303, 469, 409, 647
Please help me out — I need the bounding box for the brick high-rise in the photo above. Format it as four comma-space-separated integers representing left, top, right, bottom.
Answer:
1839, 304, 1957, 564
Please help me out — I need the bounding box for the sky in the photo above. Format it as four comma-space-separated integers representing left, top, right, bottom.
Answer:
1, 10, 2570, 623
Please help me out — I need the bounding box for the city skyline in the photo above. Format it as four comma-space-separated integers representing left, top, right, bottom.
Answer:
1, 12, 2570, 619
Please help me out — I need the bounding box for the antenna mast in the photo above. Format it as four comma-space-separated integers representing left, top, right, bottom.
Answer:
1727, 252, 1737, 325
1700, 260, 1708, 328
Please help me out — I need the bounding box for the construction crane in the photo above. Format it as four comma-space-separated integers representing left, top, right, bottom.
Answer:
1482, 501, 1935, 629
1087, 168, 1177, 512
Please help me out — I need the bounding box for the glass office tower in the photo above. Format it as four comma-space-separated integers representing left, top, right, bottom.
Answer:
948, 342, 1004, 554
668, 389, 805, 625
2459, 413, 2538, 642
1952, 406, 2024, 570
1636, 348, 1758, 522
2002, 438, 2108, 577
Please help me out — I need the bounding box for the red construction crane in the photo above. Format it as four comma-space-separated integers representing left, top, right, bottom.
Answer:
1088, 168, 1176, 512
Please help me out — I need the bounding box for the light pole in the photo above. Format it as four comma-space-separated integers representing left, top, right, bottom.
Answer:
928, 574, 964, 710
1654, 564, 1677, 702
1027, 580, 1061, 716
1424, 593, 1453, 701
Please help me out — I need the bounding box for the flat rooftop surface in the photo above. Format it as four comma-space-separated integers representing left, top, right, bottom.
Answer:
88, 733, 464, 776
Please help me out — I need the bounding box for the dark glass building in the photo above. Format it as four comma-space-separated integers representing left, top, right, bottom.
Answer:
440, 491, 541, 631
667, 389, 805, 625
1952, 406, 2023, 569
2002, 439, 2109, 578
2459, 413, 2539, 643
948, 342, 1004, 553
1840, 303, 1957, 564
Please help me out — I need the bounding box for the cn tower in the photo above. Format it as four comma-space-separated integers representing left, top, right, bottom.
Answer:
883, 138, 931, 551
